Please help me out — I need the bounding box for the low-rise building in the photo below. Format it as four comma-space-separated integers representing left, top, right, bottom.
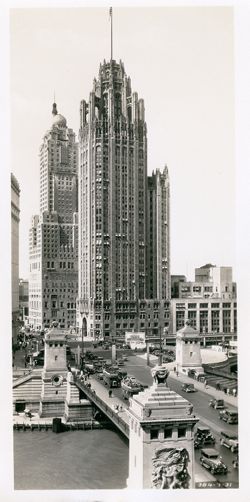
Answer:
170, 265, 237, 339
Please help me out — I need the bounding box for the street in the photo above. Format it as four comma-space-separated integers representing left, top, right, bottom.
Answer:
93, 352, 238, 487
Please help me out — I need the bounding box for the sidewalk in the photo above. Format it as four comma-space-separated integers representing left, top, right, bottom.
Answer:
138, 353, 238, 408
167, 367, 238, 408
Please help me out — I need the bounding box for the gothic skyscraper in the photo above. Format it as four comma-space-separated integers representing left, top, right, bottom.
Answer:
78, 60, 170, 340
78, 60, 148, 338
29, 104, 78, 329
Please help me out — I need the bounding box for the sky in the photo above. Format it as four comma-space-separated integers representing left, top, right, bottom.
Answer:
9, 5, 235, 280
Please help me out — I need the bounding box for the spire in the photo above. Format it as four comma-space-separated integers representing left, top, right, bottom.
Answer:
109, 7, 113, 61
52, 91, 57, 116
52, 102, 58, 116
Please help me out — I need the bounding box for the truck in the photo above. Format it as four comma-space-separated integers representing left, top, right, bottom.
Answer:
121, 375, 147, 400
103, 367, 121, 388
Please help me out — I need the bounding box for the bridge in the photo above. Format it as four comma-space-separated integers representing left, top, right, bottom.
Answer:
75, 377, 129, 438
203, 355, 237, 378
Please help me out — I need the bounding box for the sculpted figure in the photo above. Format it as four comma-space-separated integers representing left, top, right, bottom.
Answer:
151, 365, 169, 385
152, 447, 190, 489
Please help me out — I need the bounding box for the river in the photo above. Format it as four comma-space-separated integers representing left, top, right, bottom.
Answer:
14, 428, 129, 490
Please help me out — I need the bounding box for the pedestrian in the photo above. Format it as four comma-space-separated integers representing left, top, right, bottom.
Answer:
109, 389, 112, 398
119, 405, 123, 412
176, 370, 179, 377
232, 388, 237, 397
204, 379, 207, 389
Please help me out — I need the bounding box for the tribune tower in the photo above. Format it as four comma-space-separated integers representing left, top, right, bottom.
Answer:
78, 60, 148, 339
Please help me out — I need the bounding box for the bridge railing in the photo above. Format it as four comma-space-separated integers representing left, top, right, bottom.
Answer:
75, 378, 129, 438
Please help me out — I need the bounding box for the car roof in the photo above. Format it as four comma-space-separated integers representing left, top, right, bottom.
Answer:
201, 448, 219, 455
197, 426, 211, 431
221, 431, 238, 439
222, 409, 238, 414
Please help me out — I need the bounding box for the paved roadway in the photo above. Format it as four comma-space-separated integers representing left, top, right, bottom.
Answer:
91, 353, 238, 487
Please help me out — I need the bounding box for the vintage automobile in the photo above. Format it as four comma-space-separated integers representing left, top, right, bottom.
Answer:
232, 455, 239, 469
209, 398, 225, 409
220, 431, 238, 453
194, 426, 216, 449
181, 383, 197, 393
199, 448, 228, 475
219, 409, 238, 424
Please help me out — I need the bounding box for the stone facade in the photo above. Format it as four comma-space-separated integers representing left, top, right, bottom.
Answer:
175, 322, 203, 374
147, 166, 170, 300
29, 104, 78, 329
127, 365, 198, 489
78, 59, 170, 340
170, 265, 237, 336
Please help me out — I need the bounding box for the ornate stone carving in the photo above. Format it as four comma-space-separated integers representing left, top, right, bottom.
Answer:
152, 447, 190, 489
151, 365, 169, 385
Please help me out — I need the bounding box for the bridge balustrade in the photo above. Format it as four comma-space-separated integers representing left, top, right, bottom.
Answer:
75, 378, 129, 438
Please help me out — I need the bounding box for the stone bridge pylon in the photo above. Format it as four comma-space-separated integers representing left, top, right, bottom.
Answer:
127, 365, 199, 489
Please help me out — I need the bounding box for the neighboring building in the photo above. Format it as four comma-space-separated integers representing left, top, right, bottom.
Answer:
78, 59, 170, 340
170, 265, 237, 337
29, 103, 78, 329
19, 278, 29, 323
171, 275, 186, 299
11, 173, 20, 342
147, 166, 170, 300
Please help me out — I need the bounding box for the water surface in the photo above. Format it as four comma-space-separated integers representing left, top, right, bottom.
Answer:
14, 429, 129, 490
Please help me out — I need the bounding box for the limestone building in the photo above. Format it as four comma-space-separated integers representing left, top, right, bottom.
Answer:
11, 173, 20, 342
147, 167, 170, 300
29, 104, 78, 329
170, 265, 237, 337
78, 59, 170, 340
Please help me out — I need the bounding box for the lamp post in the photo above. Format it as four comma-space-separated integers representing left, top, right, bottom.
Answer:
79, 299, 88, 370
158, 326, 163, 365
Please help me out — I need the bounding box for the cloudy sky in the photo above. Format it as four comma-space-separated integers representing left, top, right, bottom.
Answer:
10, 5, 235, 280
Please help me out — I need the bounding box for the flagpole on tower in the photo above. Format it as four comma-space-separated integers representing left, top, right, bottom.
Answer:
109, 7, 113, 61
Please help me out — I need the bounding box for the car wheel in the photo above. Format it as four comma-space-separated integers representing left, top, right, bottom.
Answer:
211, 468, 215, 475
231, 446, 235, 453
220, 439, 224, 445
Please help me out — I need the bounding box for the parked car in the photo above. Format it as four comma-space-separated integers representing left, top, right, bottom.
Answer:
194, 426, 216, 449
117, 359, 125, 366
219, 409, 238, 424
220, 431, 238, 452
209, 398, 225, 409
199, 448, 228, 475
187, 369, 204, 380
181, 383, 197, 393
32, 349, 44, 366
232, 455, 239, 469
84, 363, 95, 374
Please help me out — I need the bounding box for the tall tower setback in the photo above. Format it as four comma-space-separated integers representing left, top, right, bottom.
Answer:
78, 60, 147, 338
147, 166, 170, 300
29, 104, 78, 329
78, 59, 170, 341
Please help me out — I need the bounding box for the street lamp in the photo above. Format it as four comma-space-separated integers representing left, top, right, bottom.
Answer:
158, 326, 163, 365
79, 299, 88, 370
